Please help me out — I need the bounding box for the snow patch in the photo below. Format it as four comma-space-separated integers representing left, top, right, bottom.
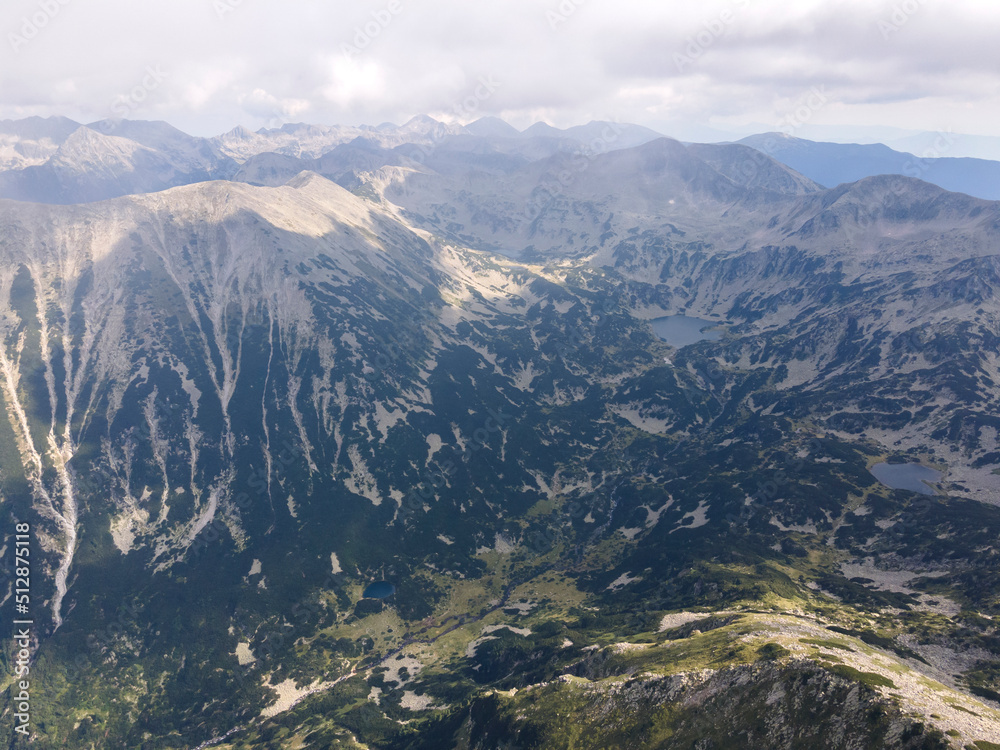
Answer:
671, 501, 710, 533
607, 572, 642, 591
235, 643, 256, 665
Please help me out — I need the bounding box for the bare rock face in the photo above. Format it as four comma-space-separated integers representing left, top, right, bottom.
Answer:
0, 121, 237, 203
458, 662, 949, 750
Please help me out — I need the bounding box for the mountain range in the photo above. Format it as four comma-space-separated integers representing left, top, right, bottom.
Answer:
0, 114, 999, 749
741, 132, 1000, 200
2, 114, 998, 204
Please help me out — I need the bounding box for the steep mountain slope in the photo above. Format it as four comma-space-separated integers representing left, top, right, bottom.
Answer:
465, 116, 523, 139
370, 134, 1000, 271
1, 138, 1000, 749
86, 118, 238, 178
0, 124, 237, 203
686, 141, 823, 195
0, 115, 81, 171
368, 136, 801, 260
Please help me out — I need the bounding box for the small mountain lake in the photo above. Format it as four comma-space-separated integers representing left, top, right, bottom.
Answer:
650, 315, 724, 347
870, 463, 943, 495
362, 581, 396, 599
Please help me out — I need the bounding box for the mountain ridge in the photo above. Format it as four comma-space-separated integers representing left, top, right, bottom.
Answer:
741, 132, 1000, 201
0, 117, 999, 749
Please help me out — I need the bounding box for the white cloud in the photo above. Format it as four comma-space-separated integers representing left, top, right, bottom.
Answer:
0, 0, 997, 140
239, 88, 310, 122
322, 57, 388, 109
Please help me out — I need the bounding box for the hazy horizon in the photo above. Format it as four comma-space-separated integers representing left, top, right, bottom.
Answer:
7, 110, 1000, 163
3, 0, 999, 145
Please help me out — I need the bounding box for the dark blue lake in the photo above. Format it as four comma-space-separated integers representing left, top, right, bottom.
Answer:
362, 581, 396, 599
870, 463, 942, 496
650, 315, 724, 347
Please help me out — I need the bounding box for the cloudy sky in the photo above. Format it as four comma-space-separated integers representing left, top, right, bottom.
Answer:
2, 0, 998, 142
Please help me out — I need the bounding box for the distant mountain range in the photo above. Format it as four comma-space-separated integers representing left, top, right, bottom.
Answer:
740, 132, 1000, 200
1, 115, 997, 205
0, 115, 666, 204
